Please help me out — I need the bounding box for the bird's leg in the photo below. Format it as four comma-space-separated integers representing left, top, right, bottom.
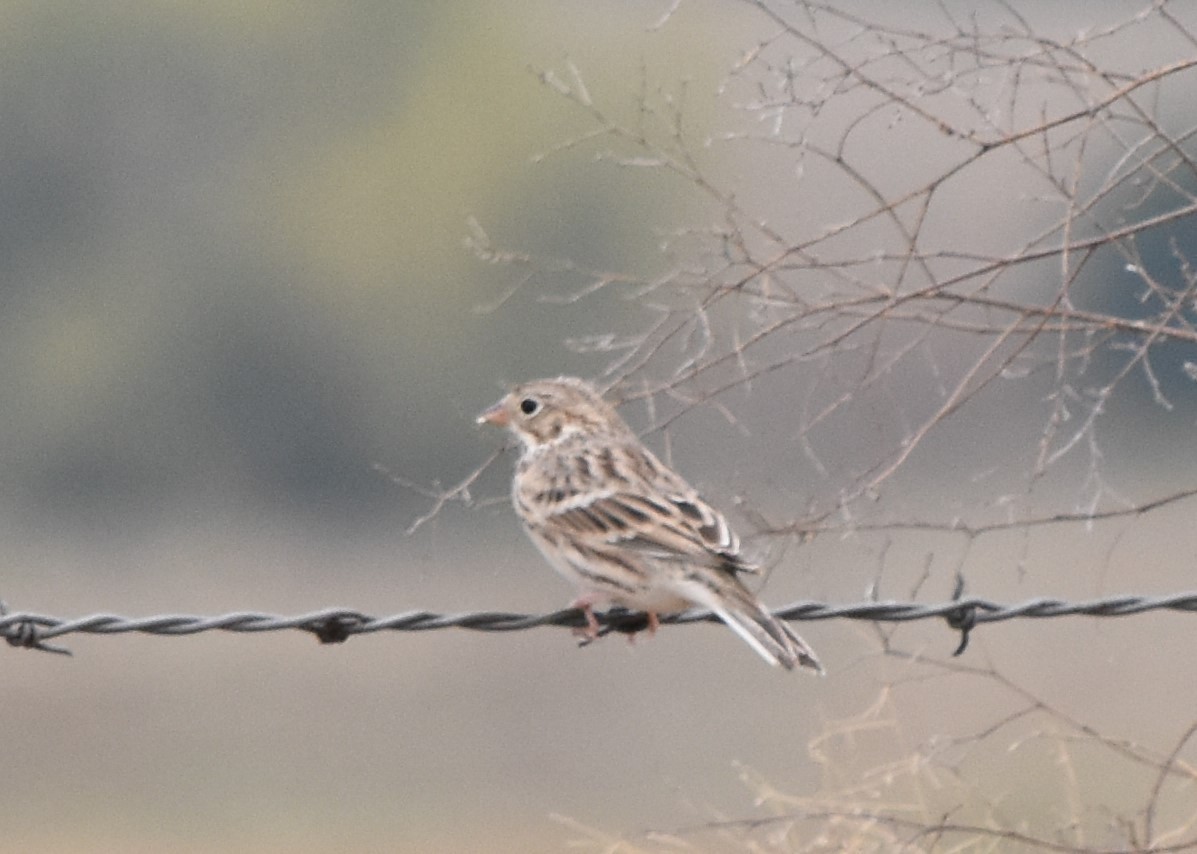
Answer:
625, 611, 659, 646
569, 596, 602, 644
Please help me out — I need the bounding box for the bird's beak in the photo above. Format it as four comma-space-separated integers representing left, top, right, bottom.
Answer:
477, 400, 509, 427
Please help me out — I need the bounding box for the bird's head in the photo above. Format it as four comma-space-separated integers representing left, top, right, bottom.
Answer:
477, 376, 628, 449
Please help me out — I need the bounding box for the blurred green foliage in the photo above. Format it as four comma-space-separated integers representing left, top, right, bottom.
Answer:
0, 1, 735, 525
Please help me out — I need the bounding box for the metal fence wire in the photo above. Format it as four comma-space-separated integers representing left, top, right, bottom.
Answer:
5, 588, 1197, 657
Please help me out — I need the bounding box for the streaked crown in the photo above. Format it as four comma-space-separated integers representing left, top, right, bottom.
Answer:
477, 377, 630, 448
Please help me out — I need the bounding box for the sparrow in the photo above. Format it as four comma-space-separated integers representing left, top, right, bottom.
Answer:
477, 376, 822, 672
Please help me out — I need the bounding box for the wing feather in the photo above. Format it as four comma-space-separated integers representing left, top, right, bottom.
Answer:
550, 491, 751, 572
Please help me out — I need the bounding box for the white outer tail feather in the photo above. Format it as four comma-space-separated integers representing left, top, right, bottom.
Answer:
678, 579, 823, 673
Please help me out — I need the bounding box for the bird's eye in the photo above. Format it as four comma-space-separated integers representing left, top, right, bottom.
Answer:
519, 397, 539, 415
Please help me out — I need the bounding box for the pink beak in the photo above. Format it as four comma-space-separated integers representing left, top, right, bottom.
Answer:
477, 400, 509, 427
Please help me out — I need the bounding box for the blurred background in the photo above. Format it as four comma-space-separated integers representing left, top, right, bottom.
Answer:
6, 2, 1197, 851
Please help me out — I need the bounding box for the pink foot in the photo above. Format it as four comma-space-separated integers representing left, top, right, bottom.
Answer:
569, 597, 602, 643
626, 612, 660, 646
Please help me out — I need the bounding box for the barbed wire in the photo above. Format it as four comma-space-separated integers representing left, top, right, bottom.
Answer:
4, 589, 1197, 657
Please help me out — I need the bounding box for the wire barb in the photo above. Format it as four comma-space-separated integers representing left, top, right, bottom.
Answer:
4, 591, 1197, 658
946, 573, 976, 656
0, 600, 73, 656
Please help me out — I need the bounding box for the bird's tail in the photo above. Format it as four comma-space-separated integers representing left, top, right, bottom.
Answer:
680, 572, 823, 673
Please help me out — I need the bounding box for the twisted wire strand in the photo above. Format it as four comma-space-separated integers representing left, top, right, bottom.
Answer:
4, 591, 1197, 657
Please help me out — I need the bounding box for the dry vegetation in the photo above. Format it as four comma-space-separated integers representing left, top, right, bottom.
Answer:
446, 2, 1197, 850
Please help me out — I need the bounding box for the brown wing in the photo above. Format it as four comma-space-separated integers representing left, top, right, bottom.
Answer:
519, 433, 753, 573
547, 489, 751, 574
